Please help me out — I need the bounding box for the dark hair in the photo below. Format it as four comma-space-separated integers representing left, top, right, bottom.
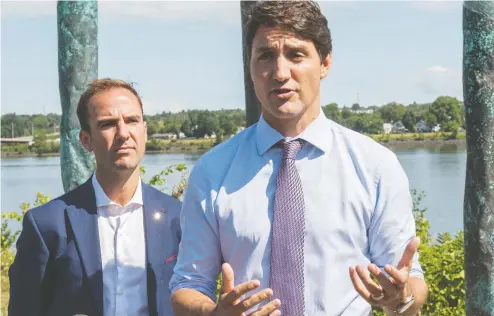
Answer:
243, 0, 332, 65
77, 78, 143, 132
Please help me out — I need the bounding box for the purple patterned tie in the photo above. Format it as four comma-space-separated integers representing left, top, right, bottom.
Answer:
270, 139, 306, 316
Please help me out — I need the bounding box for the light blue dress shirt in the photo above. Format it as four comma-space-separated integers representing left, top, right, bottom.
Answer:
170, 110, 424, 316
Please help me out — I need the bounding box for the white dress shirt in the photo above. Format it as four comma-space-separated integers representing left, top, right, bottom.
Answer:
170, 110, 424, 316
92, 174, 149, 316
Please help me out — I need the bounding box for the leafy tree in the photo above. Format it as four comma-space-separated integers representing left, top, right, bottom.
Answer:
180, 118, 193, 137
402, 110, 417, 133
341, 107, 353, 119
219, 115, 237, 137
429, 96, 462, 132
322, 103, 341, 122
31, 130, 50, 155
378, 102, 406, 123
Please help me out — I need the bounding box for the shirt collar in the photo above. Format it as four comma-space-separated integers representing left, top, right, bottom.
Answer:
91, 173, 144, 208
255, 108, 333, 155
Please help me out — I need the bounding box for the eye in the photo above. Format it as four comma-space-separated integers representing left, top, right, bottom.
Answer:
100, 122, 115, 128
258, 51, 273, 61
290, 52, 305, 60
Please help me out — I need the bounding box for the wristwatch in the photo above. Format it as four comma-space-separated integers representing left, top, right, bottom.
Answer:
389, 293, 415, 314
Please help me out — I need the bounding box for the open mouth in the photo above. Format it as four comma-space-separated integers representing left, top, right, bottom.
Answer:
272, 88, 296, 98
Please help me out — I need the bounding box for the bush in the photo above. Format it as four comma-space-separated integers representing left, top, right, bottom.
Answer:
1, 192, 50, 315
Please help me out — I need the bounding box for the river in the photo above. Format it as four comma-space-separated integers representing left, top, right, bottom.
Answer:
1, 143, 466, 237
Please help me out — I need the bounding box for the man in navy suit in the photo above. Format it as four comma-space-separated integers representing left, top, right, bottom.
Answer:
8, 78, 182, 316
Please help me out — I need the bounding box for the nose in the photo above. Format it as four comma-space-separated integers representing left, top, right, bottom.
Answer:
116, 119, 130, 141
273, 56, 290, 83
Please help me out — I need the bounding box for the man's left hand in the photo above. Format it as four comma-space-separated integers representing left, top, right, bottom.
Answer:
348, 237, 420, 311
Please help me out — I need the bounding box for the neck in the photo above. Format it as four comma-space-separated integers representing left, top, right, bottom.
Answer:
95, 166, 140, 206
265, 104, 321, 137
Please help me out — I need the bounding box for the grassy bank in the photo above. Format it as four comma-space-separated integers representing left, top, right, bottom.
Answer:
368, 131, 466, 143
1, 132, 466, 158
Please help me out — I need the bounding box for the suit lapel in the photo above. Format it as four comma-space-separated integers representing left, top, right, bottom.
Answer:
66, 179, 103, 316
142, 183, 167, 316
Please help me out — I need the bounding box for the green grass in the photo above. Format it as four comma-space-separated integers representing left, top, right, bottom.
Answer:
367, 131, 466, 142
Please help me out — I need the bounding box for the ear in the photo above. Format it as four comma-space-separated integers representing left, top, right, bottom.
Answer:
79, 129, 93, 152
320, 53, 331, 79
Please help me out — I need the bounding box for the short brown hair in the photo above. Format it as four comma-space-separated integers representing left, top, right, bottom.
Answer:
77, 78, 143, 132
243, 0, 332, 65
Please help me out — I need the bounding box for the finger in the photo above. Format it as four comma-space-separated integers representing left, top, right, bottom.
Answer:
397, 237, 420, 270
222, 263, 235, 294
248, 298, 281, 316
349, 266, 373, 304
368, 264, 399, 297
355, 265, 384, 298
236, 288, 274, 313
384, 264, 408, 285
222, 280, 261, 306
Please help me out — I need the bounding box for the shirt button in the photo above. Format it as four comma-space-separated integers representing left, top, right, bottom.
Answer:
117, 288, 124, 295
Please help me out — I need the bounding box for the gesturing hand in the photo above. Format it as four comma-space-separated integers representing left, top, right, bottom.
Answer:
213, 263, 281, 316
349, 237, 420, 310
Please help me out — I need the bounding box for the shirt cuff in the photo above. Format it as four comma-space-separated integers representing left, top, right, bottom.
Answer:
170, 276, 218, 303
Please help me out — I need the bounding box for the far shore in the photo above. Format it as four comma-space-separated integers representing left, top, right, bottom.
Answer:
1, 136, 466, 158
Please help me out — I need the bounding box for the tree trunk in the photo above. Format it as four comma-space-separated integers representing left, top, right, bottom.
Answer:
240, 0, 261, 127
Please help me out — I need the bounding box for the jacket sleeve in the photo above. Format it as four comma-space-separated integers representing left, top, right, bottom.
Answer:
8, 210, 50, 316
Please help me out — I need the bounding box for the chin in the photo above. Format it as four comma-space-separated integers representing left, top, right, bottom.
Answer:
113, 159, 138, 171
269, 101, 305, 118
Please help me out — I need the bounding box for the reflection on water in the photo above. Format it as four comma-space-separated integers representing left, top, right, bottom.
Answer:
1, 144, 467, 237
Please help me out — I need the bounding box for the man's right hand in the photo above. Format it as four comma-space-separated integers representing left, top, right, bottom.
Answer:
213, 263, 281, 316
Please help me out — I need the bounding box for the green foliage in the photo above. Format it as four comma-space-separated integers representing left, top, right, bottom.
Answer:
1, 192, 50, 315
30, 130, 59, 156
378, 102, 406, 123
322, 103, 341, 122
402, 110, 417, 133
372, 190, 464, 315
1, 143, 30, 155
429, 96, 463, 132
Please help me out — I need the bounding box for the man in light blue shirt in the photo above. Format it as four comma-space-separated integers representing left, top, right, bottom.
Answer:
170, 1, 428, 315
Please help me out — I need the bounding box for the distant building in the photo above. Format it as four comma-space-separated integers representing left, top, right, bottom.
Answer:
416, 120, 430, 132
151, 133, 176, 140
350, 108, 374, 114
383, 123, 393, 134
392, 120, 408, 133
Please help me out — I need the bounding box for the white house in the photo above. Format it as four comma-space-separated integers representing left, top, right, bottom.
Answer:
383, 123, 393, 134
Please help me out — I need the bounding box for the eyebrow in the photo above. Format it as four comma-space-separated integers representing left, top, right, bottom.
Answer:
255, 42, 310, 54
96, 115, 141, 127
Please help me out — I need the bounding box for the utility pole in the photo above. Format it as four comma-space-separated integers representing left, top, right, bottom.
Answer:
11, 121, 14, 138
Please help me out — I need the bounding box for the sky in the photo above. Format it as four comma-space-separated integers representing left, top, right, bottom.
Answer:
1, 0, 464, 115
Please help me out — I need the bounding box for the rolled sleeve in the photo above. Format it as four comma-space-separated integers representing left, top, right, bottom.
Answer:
169, 160, 222, 301
369, 152, 424, 279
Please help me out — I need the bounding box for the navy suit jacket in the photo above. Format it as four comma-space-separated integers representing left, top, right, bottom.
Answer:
8, 177, 182, 316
